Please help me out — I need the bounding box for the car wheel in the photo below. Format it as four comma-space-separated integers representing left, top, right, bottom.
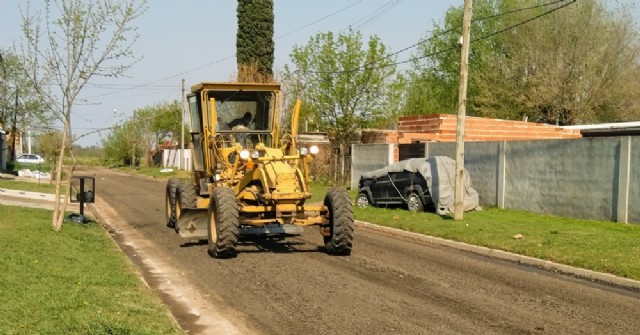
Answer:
407, 193, 424, 212
356, 192, 370, 209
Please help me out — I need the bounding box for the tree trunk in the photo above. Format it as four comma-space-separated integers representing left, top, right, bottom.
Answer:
51, 119, 70, 231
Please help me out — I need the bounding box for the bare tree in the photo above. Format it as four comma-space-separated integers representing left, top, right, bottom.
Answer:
19, 0, 147, 230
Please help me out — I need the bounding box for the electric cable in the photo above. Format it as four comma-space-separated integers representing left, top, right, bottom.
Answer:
300, 0, 577, 75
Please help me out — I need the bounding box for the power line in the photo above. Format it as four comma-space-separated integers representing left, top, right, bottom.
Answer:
360, 0, 572, 67
86, 1, 364, 100
352, 0, 401, 30
472, 0, 576, 44
276, 0, 363, 40
301, 0, 577, 75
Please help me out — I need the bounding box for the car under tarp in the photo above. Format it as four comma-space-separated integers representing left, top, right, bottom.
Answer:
360, 156, 481, 214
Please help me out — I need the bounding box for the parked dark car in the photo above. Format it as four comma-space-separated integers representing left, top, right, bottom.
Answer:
357, 169, 434, 212
357, 157, 480, 214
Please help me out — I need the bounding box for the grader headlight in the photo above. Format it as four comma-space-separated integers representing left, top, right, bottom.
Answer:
251, 150, 260, 159
239, 150, 251, 160
300, 147, 308, 156
310, 145, 319, 155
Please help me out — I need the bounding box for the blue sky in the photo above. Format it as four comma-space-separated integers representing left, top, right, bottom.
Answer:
0, 0, 638, 146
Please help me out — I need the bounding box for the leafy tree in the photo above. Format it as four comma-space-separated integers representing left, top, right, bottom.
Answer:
403, 0, 640, 125
102, 101, 184, 167
36, 130, 64, 162
283, 29, 403, 184
18, 0, 147, 230
236, 0, 274, 80
0, 49, 50, 158
102, 120, 140, 166
475, 0, 640, 124
402, 0, 512, 117
133, 101, 183, 166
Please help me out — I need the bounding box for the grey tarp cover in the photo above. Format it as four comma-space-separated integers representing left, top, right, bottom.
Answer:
360, 156, 480, 214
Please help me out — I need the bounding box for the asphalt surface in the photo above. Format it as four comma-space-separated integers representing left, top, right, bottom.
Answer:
4, 168, 640, 335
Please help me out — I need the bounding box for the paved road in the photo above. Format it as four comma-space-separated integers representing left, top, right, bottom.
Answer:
91, 167, 640, 335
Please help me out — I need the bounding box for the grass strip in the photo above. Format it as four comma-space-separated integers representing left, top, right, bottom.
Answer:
354, 206, 640, 280
0, 205, 184, 335
0, 179, 57, 194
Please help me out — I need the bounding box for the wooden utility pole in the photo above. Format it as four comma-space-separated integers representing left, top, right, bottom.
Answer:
180, 79, 185, 170
454, 0, 473, 220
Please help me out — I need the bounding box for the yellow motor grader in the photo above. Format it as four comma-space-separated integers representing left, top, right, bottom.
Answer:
165, 82, 354, 258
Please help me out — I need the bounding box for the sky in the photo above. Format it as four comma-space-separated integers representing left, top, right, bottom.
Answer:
0, 0, 638, 147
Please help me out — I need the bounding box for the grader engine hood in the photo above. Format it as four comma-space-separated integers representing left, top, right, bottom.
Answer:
235, 146, 313, 203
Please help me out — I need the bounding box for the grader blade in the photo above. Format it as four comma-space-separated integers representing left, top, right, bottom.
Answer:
240, 224, 304, 236
177, 208, 208, 239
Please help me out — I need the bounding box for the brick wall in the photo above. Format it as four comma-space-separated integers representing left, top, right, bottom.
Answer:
361, 114, 582, 162
395, 114, 581, 143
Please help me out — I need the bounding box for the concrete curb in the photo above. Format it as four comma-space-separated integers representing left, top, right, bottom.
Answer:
355, 220, 640, 291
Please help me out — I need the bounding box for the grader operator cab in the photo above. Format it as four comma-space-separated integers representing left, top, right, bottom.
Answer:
165, 82, 354, 258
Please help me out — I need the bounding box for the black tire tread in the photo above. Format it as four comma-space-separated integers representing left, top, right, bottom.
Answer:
177, 182, 197, 209
323, 188, 354, 256
208, 187, 240, 258
165, 178, 181, 228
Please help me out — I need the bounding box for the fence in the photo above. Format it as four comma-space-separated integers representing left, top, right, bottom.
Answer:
351, 136, 638, 224
162, 149, 191, 171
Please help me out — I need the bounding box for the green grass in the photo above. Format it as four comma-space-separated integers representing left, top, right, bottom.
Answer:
0, 205, 185, 335
354, 206, 640, 280
11, 161, 55, 173
0, 179, 57, 193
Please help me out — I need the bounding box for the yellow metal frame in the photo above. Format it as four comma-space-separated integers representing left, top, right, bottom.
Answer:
184, 82, 329, 230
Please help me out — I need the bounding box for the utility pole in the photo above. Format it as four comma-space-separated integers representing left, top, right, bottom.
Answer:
131, 110, 136, 167
11, 89, 18, 161
454, 0, 473, 220
180, 79, 185, 170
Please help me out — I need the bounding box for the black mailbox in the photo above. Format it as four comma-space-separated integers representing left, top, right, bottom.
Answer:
70, 175, 95, 204
69, 175, 95, 223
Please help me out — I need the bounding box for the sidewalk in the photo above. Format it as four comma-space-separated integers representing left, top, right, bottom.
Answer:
0, 186, 80, 212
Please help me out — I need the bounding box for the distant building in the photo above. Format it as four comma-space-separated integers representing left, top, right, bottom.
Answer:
562, 121, 640, 137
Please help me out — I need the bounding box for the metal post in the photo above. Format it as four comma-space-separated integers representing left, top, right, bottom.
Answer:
454, 0, 473, 220
79, 177, 85, 216
180, 79, 185, 170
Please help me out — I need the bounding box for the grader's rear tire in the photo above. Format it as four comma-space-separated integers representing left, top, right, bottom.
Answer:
207, 187, 240, 259
165, 178, 181, 228
175, 182, 197, 233
323, 188, 354, 256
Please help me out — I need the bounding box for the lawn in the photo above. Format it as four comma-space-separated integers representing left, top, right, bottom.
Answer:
0, 205, 185, 335
354, 206, 640, 280
0, 179, 57, 193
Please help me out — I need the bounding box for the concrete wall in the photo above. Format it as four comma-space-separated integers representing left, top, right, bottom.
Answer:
350, 144, 393, 189
352, 136, 639, 223
629, 138, 639, 222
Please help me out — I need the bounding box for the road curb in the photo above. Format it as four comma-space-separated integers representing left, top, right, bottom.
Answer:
355, 220, 640, 291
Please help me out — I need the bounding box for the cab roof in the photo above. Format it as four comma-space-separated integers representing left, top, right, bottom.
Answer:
190, 82, 281, 94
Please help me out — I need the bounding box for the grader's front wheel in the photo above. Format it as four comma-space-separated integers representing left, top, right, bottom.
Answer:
207, 187, 240, 259
322, 188, 354, 256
